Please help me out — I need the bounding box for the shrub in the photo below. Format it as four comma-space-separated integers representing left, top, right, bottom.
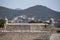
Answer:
0, 19, 5, 28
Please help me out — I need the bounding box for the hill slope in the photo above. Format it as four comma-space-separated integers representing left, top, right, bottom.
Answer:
0, 5, 60, 22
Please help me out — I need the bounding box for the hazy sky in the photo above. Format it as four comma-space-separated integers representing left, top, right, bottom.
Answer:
0, 0, 60, 11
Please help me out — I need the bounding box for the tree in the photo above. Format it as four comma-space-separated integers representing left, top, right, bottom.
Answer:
0, 19, 5, 28
28, 20, 36, 23
28, 20, 43, 23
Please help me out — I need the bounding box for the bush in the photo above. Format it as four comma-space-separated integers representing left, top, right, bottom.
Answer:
57, 26, 60, 28
28, 20, 36, 23
0, 19, 5, 28
28, 20, 43, 23
57, 30, 60, 33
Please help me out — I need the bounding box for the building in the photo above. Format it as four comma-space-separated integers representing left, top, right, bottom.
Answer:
0, 18, 57, 40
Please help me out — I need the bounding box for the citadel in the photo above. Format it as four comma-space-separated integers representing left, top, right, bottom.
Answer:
0, 18, 60, 40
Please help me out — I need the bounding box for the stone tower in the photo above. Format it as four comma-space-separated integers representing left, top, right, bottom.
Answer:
49, 18, 55, 33
5, 17, 8, 24
4, 17, 8, 29
49, 18, 54, 24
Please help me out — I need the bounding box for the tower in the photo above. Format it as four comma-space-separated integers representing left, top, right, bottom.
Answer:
5, 17, 8, 24
49, 18, 54, 24
49, 18, 55, 33
4, 17, 8, 30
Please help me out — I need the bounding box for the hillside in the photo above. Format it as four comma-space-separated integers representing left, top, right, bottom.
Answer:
0, 5, 60, 22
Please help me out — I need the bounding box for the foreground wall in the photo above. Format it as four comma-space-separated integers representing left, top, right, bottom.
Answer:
1, 18, 55, 40
0, 31, 51, 40
0, 23, 55, 40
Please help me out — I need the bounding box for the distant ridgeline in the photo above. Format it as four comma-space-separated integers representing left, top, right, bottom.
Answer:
0, 5, 60, 22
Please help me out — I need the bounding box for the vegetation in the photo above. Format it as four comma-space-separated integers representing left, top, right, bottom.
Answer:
28, 20, 36, 23
56, 26, 60, 33
57, 26, 60, 28
0, 19, 5, 28
28, 20, 43, 23
57, 30, 60, 33
0, 5, 59, 21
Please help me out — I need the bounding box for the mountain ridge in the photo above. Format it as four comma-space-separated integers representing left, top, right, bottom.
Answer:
0, 5, 60, 22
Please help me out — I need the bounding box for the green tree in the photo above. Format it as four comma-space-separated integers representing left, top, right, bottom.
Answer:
28, 20, 43, 23
28, 20, 36, 23
0, 19, 5, 28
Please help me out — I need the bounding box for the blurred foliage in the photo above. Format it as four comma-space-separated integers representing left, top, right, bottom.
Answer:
57, 26, 60, 28
0, 19, 5, 28
28, 20, 43, 23
28, 20, 36, 23
57, 30, 60, 33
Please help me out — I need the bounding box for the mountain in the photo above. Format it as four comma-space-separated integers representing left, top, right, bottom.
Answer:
0, 5, 60, 22
23, 5, 60, 21
0, 6, 22, 19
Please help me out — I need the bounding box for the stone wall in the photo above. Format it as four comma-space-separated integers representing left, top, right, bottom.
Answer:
1, 18, 55, 40
0, 32, 51, 40
50, 33, 60, 40
1, 23, 55, 40
6, 25, 46, 31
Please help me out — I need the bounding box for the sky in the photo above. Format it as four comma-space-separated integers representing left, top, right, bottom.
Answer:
0, 0, 60, 12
